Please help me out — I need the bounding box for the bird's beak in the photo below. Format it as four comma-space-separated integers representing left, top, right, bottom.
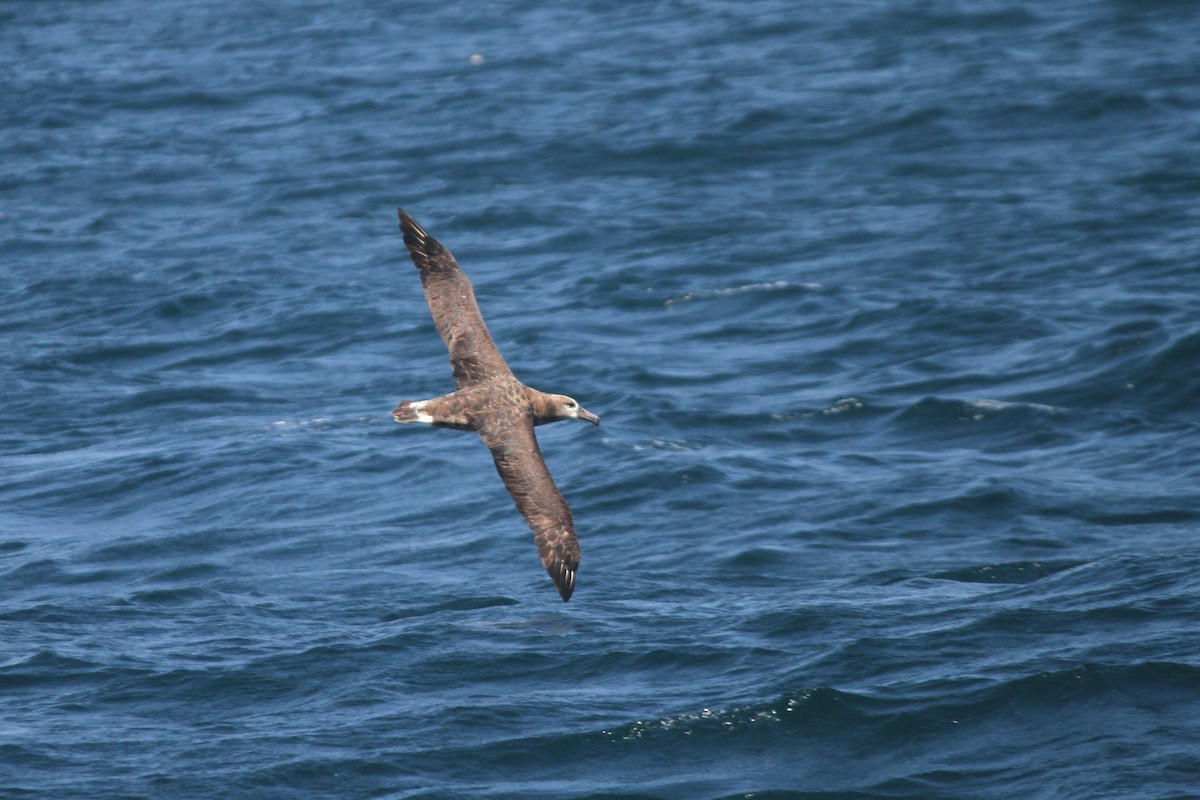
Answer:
577, 407, 600, 425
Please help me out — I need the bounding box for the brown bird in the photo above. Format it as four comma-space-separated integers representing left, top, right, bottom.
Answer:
391, 209, 600, 602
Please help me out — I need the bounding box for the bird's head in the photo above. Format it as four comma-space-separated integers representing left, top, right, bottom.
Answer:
551, 394, 600, 425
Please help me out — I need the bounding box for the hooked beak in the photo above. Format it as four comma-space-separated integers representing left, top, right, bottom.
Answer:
577, 407, 601, 425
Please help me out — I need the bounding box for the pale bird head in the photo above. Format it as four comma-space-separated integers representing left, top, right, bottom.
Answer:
557, 395, 600, 425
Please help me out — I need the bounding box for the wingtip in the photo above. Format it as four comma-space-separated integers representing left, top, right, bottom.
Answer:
397, 209, 444, 265
549, 559, 576, 602
397, 208, 423, 236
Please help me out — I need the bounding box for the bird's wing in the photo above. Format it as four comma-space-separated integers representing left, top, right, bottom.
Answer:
398, 209, 514, 388
477, 416, 580, 602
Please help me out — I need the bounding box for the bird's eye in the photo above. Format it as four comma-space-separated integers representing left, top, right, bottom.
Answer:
567, 401, 576, 408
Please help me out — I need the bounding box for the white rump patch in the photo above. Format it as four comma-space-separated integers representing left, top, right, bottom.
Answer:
412, 401, 435, 424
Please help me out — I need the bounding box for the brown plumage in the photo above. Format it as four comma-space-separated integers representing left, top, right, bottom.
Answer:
392, 209, 600, 602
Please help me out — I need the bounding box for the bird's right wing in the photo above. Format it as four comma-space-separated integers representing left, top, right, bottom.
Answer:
477, 417, 580, 602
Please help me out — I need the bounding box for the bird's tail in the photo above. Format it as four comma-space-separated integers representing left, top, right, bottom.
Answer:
392, 400, 423, 423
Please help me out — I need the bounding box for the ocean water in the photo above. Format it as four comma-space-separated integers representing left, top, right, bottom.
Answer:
3, 1, 1200, 797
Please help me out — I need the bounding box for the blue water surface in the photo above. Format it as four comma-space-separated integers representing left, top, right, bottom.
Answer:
3, 2, 1200, 798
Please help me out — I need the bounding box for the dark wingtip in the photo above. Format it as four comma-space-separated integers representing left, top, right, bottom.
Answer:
396, 208, 445, 266
397, 208, 424, 238
549, 559, 576, 602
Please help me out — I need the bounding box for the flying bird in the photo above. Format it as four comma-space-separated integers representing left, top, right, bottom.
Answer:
391, 209, 600, 602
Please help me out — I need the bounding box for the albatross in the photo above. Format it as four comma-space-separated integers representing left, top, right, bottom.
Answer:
391, 209, 600, 602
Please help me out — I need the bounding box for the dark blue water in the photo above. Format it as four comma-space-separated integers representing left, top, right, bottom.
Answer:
3, 1, 1200, 798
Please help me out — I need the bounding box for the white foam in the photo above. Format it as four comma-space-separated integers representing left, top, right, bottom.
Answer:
665, 280, 817, 308
970, 398, 1059, 413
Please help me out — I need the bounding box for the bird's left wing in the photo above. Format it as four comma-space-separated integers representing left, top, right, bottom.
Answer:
398, 209, 514, 388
